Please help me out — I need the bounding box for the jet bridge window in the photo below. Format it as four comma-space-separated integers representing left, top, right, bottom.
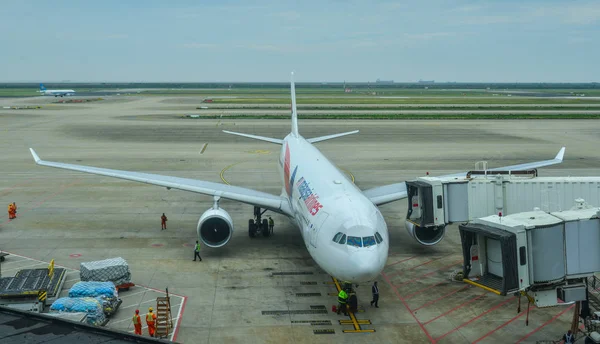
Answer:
362, 236, 376, 247
375, 232, 383, 244
347, 236, 362, 247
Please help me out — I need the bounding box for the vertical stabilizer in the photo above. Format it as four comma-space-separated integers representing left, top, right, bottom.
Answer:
290, 72, 299, 137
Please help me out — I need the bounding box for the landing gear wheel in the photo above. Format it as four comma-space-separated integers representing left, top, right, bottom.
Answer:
248, 219, 256, 238
262, 219, 270, 237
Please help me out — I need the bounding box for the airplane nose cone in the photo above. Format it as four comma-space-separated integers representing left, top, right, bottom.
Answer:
346, 252, 383, 283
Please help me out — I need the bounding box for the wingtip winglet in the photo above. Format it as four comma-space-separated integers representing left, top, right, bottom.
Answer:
29, 148, 41, 163
555, 147, 566, 161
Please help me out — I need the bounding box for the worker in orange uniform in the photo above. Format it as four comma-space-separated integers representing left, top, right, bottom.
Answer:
132, 309, 142, 335
12, 202, 17, 216
160, 213, 167, 230
7, 203, 15, 220
146, 306, 157, 337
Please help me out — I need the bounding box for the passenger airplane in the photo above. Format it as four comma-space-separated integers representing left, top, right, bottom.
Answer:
38, 84, 76, 97
28, 73, 566, 283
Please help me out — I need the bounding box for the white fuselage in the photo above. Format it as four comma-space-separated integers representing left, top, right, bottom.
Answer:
278, 134, 388, 283
40, 89, 75, 96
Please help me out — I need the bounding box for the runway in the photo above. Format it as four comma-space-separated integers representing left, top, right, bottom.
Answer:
1, 95, 599, 343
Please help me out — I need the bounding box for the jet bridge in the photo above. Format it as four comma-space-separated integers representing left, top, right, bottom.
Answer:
404, 171, 600, 245
459, 200, 600, 308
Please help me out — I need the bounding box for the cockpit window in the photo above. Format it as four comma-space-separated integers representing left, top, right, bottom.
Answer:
347, 236, 362, 247
332, 232, 343, 243
332, 232, 347, 244
363, 236, 376, 247
375, 232, 383, 244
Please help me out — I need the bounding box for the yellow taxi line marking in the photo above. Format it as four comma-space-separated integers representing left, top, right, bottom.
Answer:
219, 162, 244, 185
332, 277, 374, 333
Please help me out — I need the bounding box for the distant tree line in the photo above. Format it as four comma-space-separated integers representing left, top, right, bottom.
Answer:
0, 82, 598, 90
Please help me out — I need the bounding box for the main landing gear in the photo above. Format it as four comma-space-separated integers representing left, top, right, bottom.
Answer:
249, 206, 271, 238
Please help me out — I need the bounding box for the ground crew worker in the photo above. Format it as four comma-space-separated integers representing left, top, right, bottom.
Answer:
370, 281, 379, 308
563, 330, 574, 344
337, 288, 349, 316
160, 213, 167, 230
7, 203, 15, 220
146, 307, 157, 337
132, 309, 142, 335
12, 202, 17, 216
193, 240, 202, 261
268, 216, 274, 234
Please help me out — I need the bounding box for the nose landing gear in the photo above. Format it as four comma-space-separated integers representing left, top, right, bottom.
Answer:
248, 206, 271, 238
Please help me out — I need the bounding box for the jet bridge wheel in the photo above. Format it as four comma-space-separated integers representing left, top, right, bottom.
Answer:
248, 219, 257, 238
262, 219, 270, 237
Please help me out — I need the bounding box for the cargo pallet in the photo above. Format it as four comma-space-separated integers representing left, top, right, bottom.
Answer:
0, 260, 66, 311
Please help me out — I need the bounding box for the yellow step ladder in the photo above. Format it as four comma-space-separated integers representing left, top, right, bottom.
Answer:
155, 288, 173, 338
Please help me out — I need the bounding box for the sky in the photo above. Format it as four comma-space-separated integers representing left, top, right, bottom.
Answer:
1, 0, 599, 82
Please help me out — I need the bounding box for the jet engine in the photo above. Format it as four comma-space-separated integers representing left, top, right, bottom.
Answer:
405, 221, 445, 246
197, 207, 234, 248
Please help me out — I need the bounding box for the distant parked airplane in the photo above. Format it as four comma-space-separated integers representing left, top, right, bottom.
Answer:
38, 84, 75, 97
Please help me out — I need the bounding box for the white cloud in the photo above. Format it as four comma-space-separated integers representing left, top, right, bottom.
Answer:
403, 32, 456, 40
454, 2, 600, 26
99, 34, 128, 40
54, 33, 129, 41
458, 14, 529, 25
182, 43, 219, 49
451, 5, 485, 13
535, 2, 600, 25
567, 36, 594, 44
239, 44, 287, 52
270, 11, 302, 21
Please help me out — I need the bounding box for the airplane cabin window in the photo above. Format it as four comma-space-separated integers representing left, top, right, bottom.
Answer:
339, 234, 346, 244
363, 236, 376, 247
347, 236, 362, 247
375, 232, 383, 244
332, 232, 343, 243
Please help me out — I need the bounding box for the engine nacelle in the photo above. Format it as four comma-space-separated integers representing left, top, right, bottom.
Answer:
197, 207, 234, 248
405, 221, 446, 246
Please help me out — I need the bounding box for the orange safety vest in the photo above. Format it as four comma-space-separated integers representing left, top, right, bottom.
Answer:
132, 314, 141, 325
146, 312, 156, 323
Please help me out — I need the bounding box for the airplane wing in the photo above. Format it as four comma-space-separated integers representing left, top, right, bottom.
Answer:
29, 149, 292, 216
363, 147, 566, 206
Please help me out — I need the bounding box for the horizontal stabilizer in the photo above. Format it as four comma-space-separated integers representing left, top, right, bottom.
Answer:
307, 130, 359, 143
222, 130, 283, 145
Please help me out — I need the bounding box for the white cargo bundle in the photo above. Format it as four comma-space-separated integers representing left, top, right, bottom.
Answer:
80, 257, 131, 286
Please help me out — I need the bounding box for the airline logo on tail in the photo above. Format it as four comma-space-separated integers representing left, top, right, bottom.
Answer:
284, 144, 296, 196
39, 84, 46, 91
